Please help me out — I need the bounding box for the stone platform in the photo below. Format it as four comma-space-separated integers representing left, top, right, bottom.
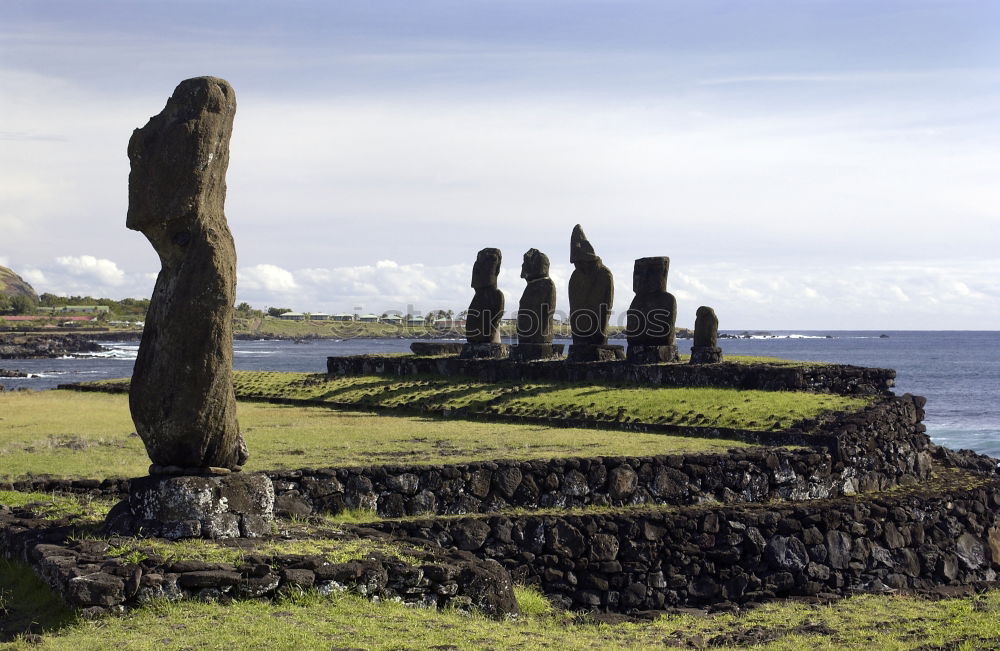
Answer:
410, 342, 465, 356
459, 342, 509, 359
509, 343, 564, 361
104, 472, 275, 540
325, 354, 896, 395
566, 344, 625, 362
690, 345, 724, 364
626, 344, 679, 364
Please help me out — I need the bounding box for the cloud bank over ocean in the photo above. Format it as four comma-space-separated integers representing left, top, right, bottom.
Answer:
2, 1, 998, 328
16, 255, 998, 331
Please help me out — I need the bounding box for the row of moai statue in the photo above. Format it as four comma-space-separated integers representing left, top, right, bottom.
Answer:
460, 224, 724, 364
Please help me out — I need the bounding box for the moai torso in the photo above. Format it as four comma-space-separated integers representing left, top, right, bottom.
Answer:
517, 249, 556, 344
693, 306, 719, 348
626, 257, 677, 346
466, 248, 504, 344
568, 225, 614, 345
126, 76, 247, 470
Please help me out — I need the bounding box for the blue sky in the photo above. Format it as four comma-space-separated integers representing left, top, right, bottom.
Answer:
2, 1, 998, 328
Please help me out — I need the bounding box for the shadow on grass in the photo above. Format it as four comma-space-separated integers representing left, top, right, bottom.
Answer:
0, 558, 78, 642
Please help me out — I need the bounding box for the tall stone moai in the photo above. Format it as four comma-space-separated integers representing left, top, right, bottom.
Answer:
567, 224, 625, 362
625, 257, 680, 363
460, 248, 508, 359
690, 305, 724, 364
511, 248, 564, 361
106, 77, 274, 541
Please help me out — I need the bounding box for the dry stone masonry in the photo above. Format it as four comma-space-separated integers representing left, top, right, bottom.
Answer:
0, 507, 518, 619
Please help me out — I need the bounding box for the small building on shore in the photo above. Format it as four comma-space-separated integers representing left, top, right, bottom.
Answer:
310, 312, 331, 321
330, 313, 355, 322
278, 312, 306, 321
358, 314, 380, 323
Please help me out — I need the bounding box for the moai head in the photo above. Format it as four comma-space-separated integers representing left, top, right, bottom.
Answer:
471, 248, 502, 289
633, 257, 669, 294
521, 248, 550, 281
570, 224, 599, 266
127, 77, 235, 239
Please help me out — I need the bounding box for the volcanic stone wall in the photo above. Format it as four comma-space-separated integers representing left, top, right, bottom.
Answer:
326, 355, 896, 395
370, 479, 1000, 612
3, 396, 934, 521
265, 395, 933, 518
0, 507, 518, 618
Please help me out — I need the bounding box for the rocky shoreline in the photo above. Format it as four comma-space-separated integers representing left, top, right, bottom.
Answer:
0, 333, 107, 359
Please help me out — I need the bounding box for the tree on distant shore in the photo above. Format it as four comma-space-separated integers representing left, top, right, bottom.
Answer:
266, 307, 291, 317
8, 295, 36, 315
36, 293, 149, 317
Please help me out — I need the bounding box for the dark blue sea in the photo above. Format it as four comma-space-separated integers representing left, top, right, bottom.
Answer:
2, 331, 997, 458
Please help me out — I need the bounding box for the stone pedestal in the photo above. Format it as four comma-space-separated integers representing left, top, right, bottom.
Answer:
690, 346, 724, 364
105, 472, 275, 540
626, 344, 679, 364
410, 342, 464, 356
459, 343, 510, 359
567, 344, 625, 362
509, 343, 564, 361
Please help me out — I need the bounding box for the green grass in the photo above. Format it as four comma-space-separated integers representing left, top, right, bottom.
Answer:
99, 532, 421, 568
224, 371, 867, 431
0, 490, 114, 521
2, 557, 998, 649
0, 390, 754, 480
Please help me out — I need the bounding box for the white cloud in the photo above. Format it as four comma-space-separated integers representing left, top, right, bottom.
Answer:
224, 257, 1000, 330
20, 268, 47, 286
7, 255, 152, 298
55, 255, 125, 286
237, 264, 298, 292
2, 6, 998, 329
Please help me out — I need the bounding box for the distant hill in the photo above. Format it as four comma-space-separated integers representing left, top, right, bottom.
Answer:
0, 265, 39, 302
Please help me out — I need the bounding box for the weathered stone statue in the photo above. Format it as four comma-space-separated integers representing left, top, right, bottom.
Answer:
460, 248, 508, 359
106, 76, 273, 540
625, 257, 679, 363
690, 305, 724, 364
568, 225, 624, 361
511, 248, 563, 361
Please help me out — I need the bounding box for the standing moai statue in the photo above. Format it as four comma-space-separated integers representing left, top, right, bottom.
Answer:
625, 257, 680, 363
567, 224, 625, 362
511, 248, 564, 361
106, 77, 274, 540
690, 305, 724, 364
460, 248, 508, 359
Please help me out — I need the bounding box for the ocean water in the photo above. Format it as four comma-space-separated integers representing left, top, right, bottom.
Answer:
2, 331, 997, 458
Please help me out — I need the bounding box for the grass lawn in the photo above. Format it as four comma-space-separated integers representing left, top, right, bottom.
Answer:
226, 371, 868, 431
2, 556, 998, 649
0, 390, 754, 480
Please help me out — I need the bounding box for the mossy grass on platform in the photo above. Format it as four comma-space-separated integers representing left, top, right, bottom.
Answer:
85, 370, 867, 432
3, 555, 999, 649
0, 390, 752, 481
227, 371, 869, 432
